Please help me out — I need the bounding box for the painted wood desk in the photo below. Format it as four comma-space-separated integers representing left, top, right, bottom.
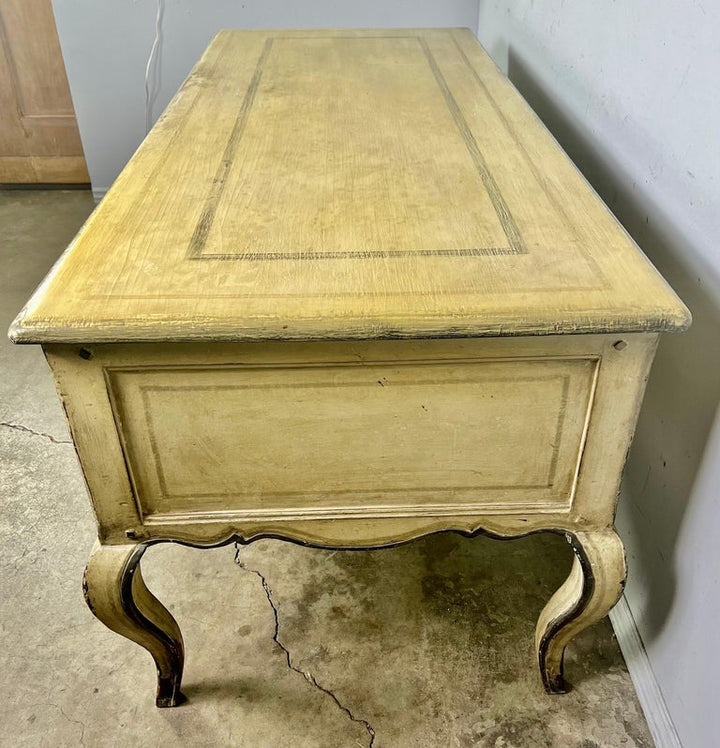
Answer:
10, 29, 689, 707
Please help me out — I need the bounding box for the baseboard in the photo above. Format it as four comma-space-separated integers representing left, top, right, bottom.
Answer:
610, 595, 682, 748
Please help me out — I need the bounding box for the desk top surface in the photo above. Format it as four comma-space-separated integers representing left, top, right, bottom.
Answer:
11, 28, 689, 344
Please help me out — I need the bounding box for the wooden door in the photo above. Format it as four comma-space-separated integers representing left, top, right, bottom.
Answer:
0, 0, 89, 184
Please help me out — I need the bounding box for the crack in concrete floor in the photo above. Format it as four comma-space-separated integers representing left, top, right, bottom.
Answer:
1, 420, 71, 445
0, 189, 659, 746
56, 703, 87, 748
234, 543, 376, 748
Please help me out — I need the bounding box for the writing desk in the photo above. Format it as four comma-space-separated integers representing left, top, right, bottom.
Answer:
10, 29, 689, 707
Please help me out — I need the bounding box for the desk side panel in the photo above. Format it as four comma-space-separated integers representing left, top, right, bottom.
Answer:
43, 335, 656, 546
104, 357, 596, 518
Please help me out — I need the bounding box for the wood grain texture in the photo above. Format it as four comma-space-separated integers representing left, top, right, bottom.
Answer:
11, 28, 688, 343
0, 156, 89, 183
0, 0, 88, 183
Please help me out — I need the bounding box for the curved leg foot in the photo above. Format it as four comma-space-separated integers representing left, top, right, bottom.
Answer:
83, 541, 185, 707
535, 529, 626, 694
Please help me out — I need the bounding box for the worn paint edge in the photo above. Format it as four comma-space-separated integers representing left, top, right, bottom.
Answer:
116, 545, 185, 707
8, 312, 691, 345
609, 595, 682, 748
536, 532, 596, 693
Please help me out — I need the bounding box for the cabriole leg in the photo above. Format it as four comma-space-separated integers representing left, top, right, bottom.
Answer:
83, 541, 185, 707
535, 529, 626, 694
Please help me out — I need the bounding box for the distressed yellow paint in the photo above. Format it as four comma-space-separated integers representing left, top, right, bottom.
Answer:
11, 29, 688, 344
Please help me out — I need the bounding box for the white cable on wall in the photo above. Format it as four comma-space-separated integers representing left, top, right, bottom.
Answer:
144, 0, 164, 134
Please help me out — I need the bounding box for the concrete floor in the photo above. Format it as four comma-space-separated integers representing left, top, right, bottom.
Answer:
0, 189, 654, 747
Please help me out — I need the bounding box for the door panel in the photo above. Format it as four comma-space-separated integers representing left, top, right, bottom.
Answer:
0, 0, 89, 183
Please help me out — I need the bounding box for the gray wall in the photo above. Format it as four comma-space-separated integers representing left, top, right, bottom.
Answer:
477, 1, 720, 745
51, 0, 480, 194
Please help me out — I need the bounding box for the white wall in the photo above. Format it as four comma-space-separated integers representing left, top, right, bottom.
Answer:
476, 2, 720, 745
50, 0, 479, 194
